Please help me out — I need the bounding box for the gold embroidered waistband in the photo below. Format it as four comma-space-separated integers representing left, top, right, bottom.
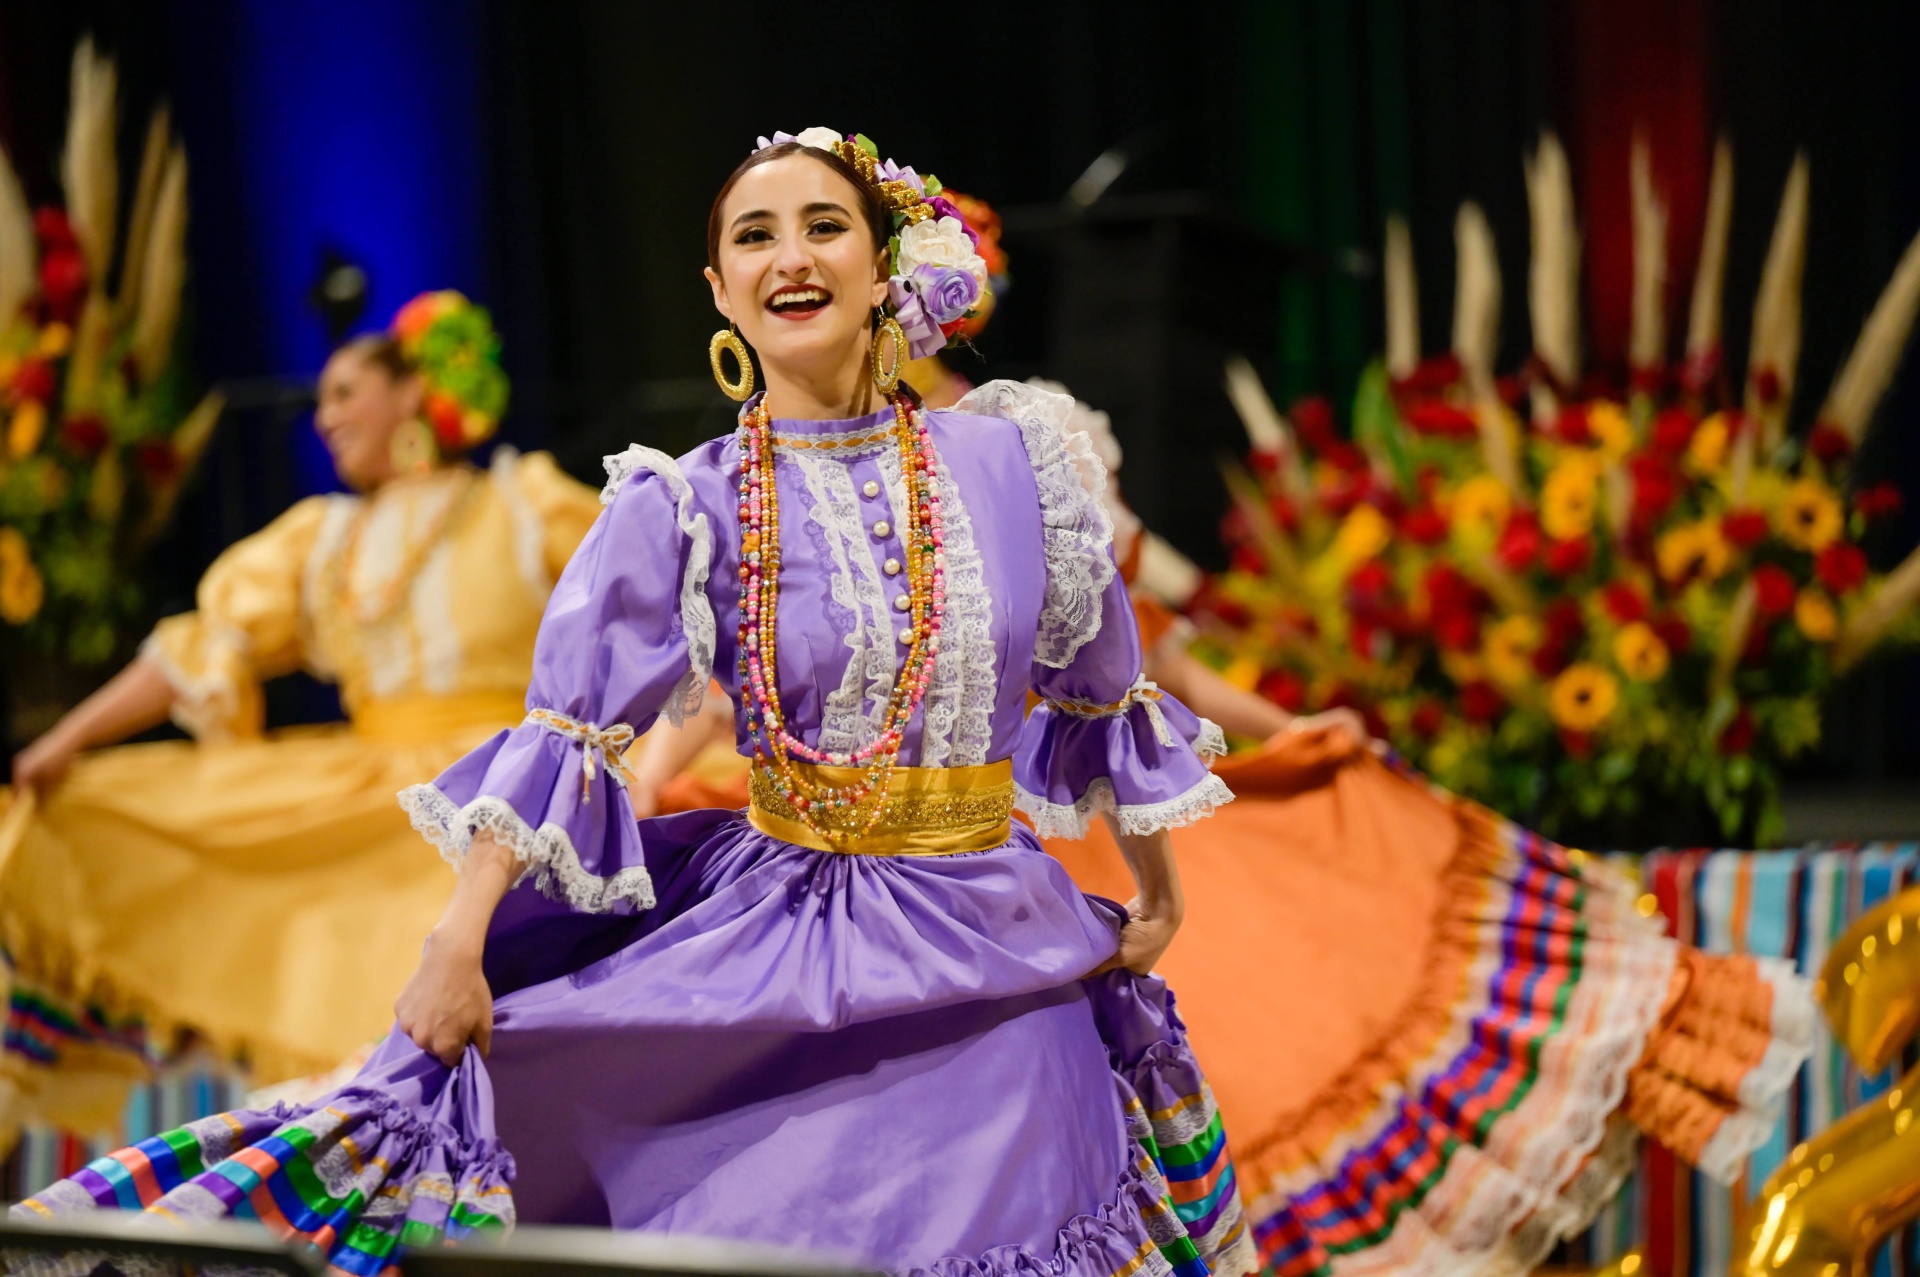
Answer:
748, 759, 1015, 856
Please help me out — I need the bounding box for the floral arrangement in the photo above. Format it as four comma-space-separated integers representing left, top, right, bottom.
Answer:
1198, 136, 1920, 845
755, 128, 993, 360
0, 42, 219, 665
390, 289, 508, 452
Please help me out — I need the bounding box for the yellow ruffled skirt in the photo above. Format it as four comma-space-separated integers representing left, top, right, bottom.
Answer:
0, 701, 511, 1138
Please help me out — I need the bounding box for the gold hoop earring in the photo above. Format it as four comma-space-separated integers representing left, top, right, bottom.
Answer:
871, 315, 907, 394
709, 325, 755, 402
390, 418, 439, 476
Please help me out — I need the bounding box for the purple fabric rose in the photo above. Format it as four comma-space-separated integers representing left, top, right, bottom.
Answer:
887, 277, 947, 359
912, 265, 982, 325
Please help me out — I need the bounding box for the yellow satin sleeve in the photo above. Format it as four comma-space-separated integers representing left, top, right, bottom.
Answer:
143, 496, 332, 741
511, 451, 603, 579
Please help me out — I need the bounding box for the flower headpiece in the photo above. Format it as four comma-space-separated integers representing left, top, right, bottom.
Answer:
753, 127, 994, 359
389, 290, 509, 452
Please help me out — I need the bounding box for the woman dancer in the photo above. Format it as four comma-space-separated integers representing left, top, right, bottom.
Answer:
18, 131, 1256, 1277
625, 166, 1811, 1272
1, 293, 600, 1142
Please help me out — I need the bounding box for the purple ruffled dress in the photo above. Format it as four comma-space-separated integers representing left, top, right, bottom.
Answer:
16, 382, 1253, 1277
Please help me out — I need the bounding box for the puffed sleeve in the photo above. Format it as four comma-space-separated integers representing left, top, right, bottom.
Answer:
508, 449, 603, 579
139, 496, 332, 741
959, 379, 1230, 839
398, 445, 715, 914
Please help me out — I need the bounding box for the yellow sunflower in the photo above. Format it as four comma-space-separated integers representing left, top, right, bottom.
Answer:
1440, 649, 1487, 686
1655, 520, 1732, 585
0, 528, 43, 624
1587, 400, 1634, 460
1449, 475, 1511, 541
1612, 622, 1670, 682
1689, 412, 1731, 473
34, 323, 72, 359
1794, 588, 1838, 642
7, 400, 46, 460
1549, 663, 1619, 732
1541, 455, 1602, 539
1485, 614, 1541, 686
1775, 477, 1844, 552
1331, 504, 1392, 564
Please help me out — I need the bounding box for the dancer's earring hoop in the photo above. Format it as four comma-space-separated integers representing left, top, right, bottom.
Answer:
709, 325, 755, 402
871, 315, 907, 395
390, 418, 439, 476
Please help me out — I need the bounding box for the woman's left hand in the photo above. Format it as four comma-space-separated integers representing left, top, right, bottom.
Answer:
1096, 896, 1183, 976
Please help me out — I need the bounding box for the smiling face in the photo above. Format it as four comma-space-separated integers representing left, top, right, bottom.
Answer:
705, 152, 890, 399
315, 342, 424, 492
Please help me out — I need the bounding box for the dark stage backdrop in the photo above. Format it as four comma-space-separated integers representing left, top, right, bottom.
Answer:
1, 0, 1917, 782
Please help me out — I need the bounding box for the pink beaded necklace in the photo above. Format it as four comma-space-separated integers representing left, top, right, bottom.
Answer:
735, 394, 948, 844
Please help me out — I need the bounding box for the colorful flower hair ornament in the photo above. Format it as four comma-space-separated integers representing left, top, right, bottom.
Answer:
753, 128, 994, 359
390, 290, 509, 452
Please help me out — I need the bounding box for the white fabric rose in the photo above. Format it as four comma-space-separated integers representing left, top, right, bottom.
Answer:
896, 216, 989, 287
794, 127, 844, 151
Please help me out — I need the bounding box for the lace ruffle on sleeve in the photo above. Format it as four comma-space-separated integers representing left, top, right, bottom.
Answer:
397, 448, 716, 914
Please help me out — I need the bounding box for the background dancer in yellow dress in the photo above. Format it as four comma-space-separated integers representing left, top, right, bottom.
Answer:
0, 291, 600, 1143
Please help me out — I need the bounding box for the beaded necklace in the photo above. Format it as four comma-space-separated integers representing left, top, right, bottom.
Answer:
735, 394, 947, 845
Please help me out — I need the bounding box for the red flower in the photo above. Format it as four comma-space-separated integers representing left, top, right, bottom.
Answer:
1247, 447, 1283, 476
1650, 408, 1696, 454
1629, 455, 1678, 524
1291, 396, 1336, 451
13, 359, 56, 403
1495, 508, 1541, 572
1324, 686, 1389, 739
1318, 472, 1365, 515
1495, 374, 1525, 407
1400, 505, 1447, 545
1719, 705, 1756, 756
1394, 354, 1463, 395
1347, 559, 1393, 599
1423, 564, 1478, 613
425, 390, 465, 448
1219, 507, 1249, 547
1435, 607, 1480, 652
1602, 582, 1648, 624
1554, 404, 1593, 446
1459, 681, 1504, 724
1629, 364, 1666, 396
1721, 508, 1769, 549
134, 439, 180, 484
39, 247, 86, 321
1816, 542, 1869, 595
1679, 345, 1721, 396
32, 206, 75, 250
1403, 401, 1478, 439
1559, 729, 1594, 760
1544, 535, 1593, 577
1229, 544, 1265, 575
1653, 615, 1693, 655
1410, 698, 1446, 739
1258, 669, 1306, 712
1856, 482, 1904, 520
58, 414, 108, 458
1754, 366, 1783, 404
1752, 564, 1797, 618
1808, 422, 1853, 465
1321, 440, 1365, 474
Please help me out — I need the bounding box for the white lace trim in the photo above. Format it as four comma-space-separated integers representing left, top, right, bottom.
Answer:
886, 433, 997, 768
1695, 955, 1818, 1185
1193, 717, 1228, 763
397, 783, 656, 913
770, 423, 896, 453
954, 379, 1116, 668
1015, 772, 1234, 840
140, 624, 251, 742
792, 446, 896, 755
600, 445, 713, 726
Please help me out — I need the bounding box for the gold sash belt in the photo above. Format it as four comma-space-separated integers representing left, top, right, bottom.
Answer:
748, 760, 1015, 856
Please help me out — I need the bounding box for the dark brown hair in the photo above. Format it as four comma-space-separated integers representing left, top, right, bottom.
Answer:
337, 332, 415, 381
705, 141, 891, 274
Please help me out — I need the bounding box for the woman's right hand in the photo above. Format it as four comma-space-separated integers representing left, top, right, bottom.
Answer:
395, 934, 494, 1066
11, 726, 84, 794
